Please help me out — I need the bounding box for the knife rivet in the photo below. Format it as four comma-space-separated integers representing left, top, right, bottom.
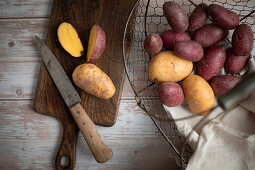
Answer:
8, 41, 14, 47
16, 88, 22, 96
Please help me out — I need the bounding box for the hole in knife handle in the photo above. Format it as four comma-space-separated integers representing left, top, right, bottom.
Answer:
60, 155, 70, 169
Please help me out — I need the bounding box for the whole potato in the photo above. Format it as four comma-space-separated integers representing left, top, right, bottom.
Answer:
210, 75, 241, 97
174, 40, 204, 62
224, 49, 250, 74
148, 51, 193, 83
197, 45, 226, 81
163, 1, 189, 32
188, 3, 208, 31
157, 82, 184, 107
161, 30, 191, 50
144, 33, 163, 55
208, 4, 239, 30
182, 75, 215, 115
232, 24, 254, 56
193, 24, 229, 48
72, 64, 115, 99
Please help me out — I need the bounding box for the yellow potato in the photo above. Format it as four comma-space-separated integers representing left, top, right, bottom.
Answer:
72, 64, 115, 99
182, 75, 215, 115
57, 22, 84, 57
148, 51, 193, 83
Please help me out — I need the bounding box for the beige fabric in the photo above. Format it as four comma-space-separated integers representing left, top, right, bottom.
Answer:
186, 119, 255, 170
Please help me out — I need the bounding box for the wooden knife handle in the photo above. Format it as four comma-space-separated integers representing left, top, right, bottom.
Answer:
69, 103, 113, 163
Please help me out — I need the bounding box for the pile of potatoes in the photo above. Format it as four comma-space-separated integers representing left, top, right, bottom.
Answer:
144, 1, 254, 115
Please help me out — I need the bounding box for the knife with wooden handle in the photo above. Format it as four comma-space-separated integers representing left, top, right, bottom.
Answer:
34, 36, 113, 163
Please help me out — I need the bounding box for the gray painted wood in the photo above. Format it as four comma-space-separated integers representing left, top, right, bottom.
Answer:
0, 100, 178, 169
0, 0, 178, 169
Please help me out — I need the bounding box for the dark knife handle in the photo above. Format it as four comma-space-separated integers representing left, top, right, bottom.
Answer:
218, 72, 255, 110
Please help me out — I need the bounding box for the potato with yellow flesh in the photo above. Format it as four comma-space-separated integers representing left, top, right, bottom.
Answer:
148, 51, 193, 83
182, 75, 215, 115
72, 64, 115, 99
57, 22, 84, 57
87, 25, 106, 63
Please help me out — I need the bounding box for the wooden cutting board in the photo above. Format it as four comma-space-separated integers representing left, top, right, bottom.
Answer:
34, 0, 136, 169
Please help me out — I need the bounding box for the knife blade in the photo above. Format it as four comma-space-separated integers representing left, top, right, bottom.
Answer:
35, 36, 81, 107
34, 36, 113, 164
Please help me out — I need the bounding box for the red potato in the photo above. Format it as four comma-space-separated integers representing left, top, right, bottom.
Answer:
144, 34, 163, 55
193, 24, 229, 48
231, 24, 254, 56
188, 3, 208, 31
163, 1, 189, 32
157, 82, 184, 107
161, 30, 191, 50
197, 45, 226, 81
208, 4, 239, 30
87, 25, 106, 63
174, 40, 204, 62
210, 75, 241, 96
224, 49, 250, 74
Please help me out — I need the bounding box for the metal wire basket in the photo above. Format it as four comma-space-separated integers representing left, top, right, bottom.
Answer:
123, 0, 255, 168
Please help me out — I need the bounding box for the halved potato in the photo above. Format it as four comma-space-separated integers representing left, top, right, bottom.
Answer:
87, 25, 106, 63
57, 22, 84, 57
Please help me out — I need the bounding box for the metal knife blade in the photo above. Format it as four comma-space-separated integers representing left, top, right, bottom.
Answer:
34, 35, 81, 107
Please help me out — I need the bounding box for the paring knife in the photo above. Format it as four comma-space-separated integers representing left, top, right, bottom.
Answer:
34, 36, 113, 163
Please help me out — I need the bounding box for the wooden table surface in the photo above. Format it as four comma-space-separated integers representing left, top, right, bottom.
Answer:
0, 1, 179, 169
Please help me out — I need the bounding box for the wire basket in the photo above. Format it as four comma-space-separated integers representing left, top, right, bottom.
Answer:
123, 0, 255, 168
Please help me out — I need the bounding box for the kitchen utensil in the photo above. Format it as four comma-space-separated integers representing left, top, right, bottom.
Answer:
35, 36, 113, 164
34, 0, 136, 169
123, 0, 255, 168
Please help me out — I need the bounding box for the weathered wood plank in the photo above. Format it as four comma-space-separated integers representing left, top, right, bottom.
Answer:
0, 139, 177, 170
0, 0, 53, 18
0, 100, 165, 140
0, 19, 48, 99
0, 100, 178, 169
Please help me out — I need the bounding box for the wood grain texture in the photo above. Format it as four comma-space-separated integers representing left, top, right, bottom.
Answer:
34, 0, 137, 126
0, 100, 179, 170
0, 0, 53, 18
33, 0, 137, 169
70, 103, 113, 163
0, 19, 48, 99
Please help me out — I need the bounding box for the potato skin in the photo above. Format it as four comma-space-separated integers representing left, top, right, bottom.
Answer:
87, 25, 106, 63
174, 40, 204, 62
210, 75, 241, 97
148, 51, 193, 83
182, 75, 215, 115
193, 24, 229, 48
208, 4, 239, 30
157, 82, 184, 107
197, 45, 226, 81
188, 3, 208, 31
161, 30, 191, 50
224, 49, 250, 74
72, 64, 115, 99
163, 1, 189, 32
231, 24, 254, 56
144, 34, 163, 55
